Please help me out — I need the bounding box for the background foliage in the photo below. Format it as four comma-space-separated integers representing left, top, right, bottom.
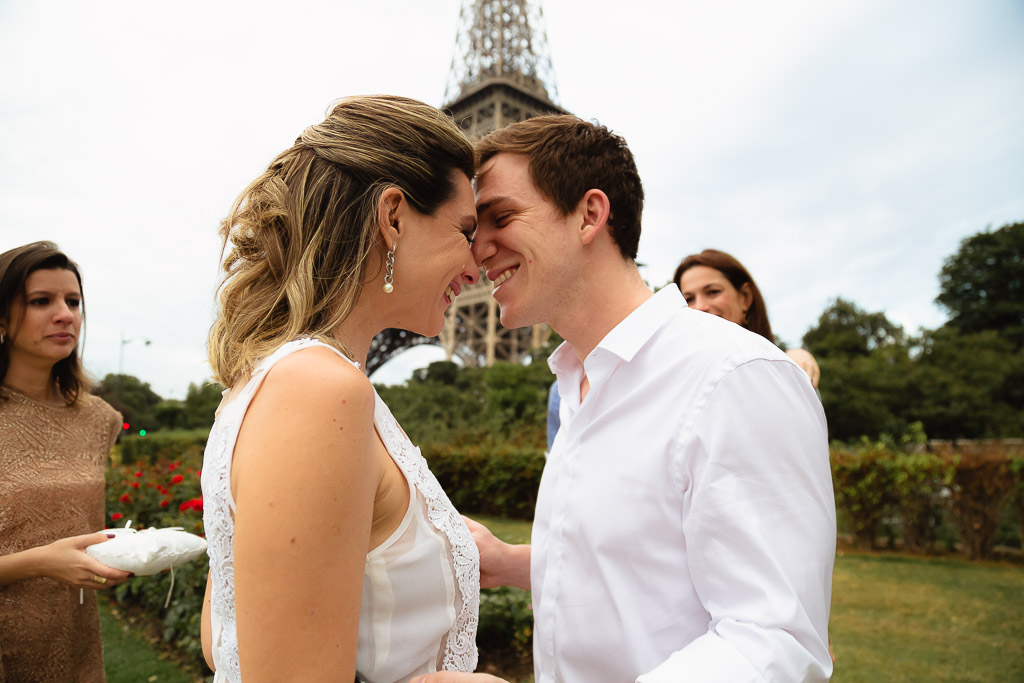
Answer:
804, 221, 1024, 441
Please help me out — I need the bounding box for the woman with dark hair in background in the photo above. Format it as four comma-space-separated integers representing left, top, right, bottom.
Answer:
201, 95, 487, 683
0, 241, 130, 682
674, 249, 820, 387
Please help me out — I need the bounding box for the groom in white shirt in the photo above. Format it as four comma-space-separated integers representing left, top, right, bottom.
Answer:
412, 116, 835, 683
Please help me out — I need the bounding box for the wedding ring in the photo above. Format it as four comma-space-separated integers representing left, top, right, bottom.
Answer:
92, 575, 107, 585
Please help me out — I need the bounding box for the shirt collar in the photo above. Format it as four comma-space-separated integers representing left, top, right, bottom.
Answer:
594, 285, 686, 363
547, 284, 686, 386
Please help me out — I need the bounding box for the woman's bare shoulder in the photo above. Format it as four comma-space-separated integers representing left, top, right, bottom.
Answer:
260, 346, 374, 408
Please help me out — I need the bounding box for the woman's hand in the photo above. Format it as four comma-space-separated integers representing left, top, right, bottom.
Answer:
39, 532, 134, 589
785, 348, 820, 388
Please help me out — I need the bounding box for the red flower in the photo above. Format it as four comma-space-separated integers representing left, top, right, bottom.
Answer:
111, 512, 124, 521
131, 482, 140, 489
146, 482, 155, 488
179, 498, 204, 513
134, 471, 143, 478
160, 499, 170, 508
119, 493, 131, 503
169, 463, 177, 471
196, 470, 202, 477
171, 474, 184, 485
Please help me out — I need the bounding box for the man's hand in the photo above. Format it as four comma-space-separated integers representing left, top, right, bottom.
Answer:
463, 516, 531, 590
409, 673, 509, 683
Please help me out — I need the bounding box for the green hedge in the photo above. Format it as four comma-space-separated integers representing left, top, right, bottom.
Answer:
831, 438, 1022, 558
423, 444, 546, 521
478, 587, 533, 673
105, 451, 210, 673
118, 429, 209, 465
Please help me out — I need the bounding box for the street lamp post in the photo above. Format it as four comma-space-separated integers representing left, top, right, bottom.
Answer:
117, 333, 151, 407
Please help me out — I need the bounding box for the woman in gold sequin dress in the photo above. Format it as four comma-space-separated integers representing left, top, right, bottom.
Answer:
0, 242, 132, 683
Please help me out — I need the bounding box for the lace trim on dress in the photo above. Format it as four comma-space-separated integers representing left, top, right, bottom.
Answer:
373, 397, 480, 673
204, 338, 338, 682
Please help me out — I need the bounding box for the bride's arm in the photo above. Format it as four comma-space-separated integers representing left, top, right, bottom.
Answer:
201, 571, 213, 671
232, 348, 380, 682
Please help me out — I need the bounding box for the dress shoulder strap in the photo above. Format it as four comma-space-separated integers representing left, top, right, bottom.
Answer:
237, 338, 361, 404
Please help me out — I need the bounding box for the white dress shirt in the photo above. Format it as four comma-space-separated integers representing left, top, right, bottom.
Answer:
532, 285, 835, 682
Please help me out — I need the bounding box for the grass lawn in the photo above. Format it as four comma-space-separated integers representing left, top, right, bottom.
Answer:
100, 597, 205, 683
830, 551, 1024, 682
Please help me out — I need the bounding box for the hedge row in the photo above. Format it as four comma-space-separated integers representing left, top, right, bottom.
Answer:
832, 439, 1023, 558
104, 449, 209, 671
118, 429, 209, 465
422, 444, 546, 521
116, 429, 1024, 556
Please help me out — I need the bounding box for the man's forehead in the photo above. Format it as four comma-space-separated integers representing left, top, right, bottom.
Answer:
474, 153, 532, 206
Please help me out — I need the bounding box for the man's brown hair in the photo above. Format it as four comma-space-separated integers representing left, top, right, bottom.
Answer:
475, 115, 644, 260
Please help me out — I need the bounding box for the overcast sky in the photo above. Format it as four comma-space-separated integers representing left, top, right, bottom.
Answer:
2, 0, 1022, 398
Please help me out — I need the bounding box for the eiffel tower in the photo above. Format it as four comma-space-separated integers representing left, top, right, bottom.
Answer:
367, 0, 566, 374
439, 0, 566, 367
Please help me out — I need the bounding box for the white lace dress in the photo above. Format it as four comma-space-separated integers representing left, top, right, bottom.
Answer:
201, 339, 479, 683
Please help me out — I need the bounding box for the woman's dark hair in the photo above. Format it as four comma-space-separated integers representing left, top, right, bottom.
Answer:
673, 249, 774, 342
0, 241, 88, 405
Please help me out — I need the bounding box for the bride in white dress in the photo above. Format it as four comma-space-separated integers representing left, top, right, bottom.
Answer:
200, 95, 483, 683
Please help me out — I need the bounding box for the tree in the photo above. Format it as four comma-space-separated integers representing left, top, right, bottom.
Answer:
376, 359, 552, 448
182, 381, 226, 430
908, 328, 1024, 439
154, 399, 186, 430
936, 221, 1024, 348
802, 298, 907, 359
801, 300, 915, 441
94, 373, 162, 433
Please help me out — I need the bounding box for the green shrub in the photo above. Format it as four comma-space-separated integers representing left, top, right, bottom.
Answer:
935, 443, 1020, 559
831, 440, 899, 549
1011, 452, 1024, 549
106, 457, 204, 531
105, 454, 210, 674
830, 430, 1022, 557
119, 429, 209, 465
113, 555, 210, 669
478, 587, 533, 669
424, 445, 545, 520
890, 450, 954, 553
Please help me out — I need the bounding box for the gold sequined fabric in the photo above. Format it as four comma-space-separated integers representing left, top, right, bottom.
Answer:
0, 389, 121, 683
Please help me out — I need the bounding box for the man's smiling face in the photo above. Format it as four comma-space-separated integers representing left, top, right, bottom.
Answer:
472, 153, 581, 330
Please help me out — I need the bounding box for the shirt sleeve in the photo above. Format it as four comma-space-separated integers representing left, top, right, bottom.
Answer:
638, 358, 835, 683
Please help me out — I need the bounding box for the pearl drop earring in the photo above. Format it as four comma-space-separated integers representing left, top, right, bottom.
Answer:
383, 243, 396, 294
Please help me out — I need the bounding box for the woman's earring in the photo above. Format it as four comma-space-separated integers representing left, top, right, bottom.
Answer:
383, 243, 396, 294
0, 332, 4, 344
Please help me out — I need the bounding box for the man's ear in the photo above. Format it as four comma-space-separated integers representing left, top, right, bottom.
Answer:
578, 189, 611, 246
376, 187, 405, 249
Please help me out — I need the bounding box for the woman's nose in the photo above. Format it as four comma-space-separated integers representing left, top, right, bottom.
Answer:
460, 262, 480, 285
692, 296, 710, 312
53, 302, 74, 322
